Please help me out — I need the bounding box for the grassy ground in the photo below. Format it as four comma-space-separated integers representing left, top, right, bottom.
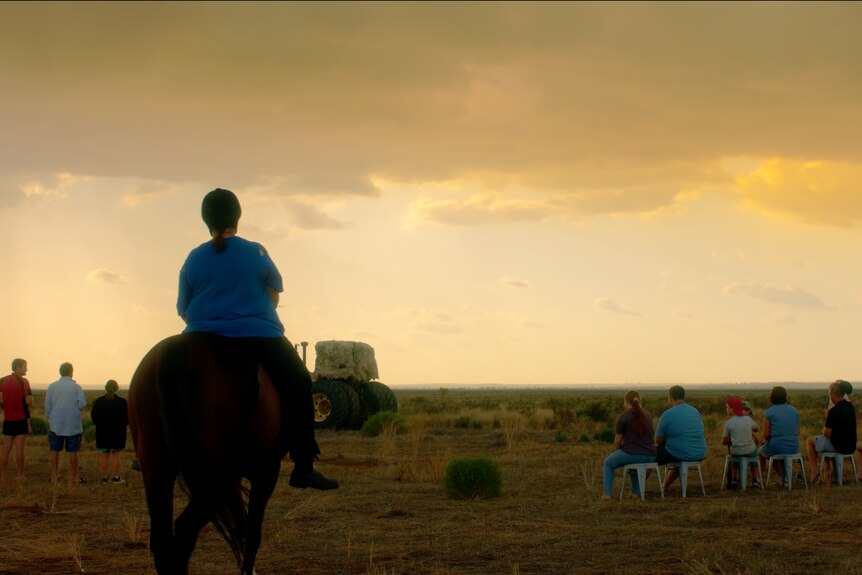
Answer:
2, 387, 861, 575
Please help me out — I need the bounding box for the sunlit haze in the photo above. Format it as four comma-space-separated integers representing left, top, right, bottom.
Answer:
4, 2, 862, 388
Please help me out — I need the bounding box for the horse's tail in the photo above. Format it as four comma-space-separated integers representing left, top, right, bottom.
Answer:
157, 335, 249, 567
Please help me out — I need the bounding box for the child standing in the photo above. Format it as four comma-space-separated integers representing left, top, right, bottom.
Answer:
722, 396, 760, 488
90, 380, 128, 483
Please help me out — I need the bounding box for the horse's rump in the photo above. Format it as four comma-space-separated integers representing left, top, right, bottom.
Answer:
129, 332, 284, 568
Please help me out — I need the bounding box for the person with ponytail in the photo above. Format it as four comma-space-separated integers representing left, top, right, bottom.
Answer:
177, 188, 338, 491
601, 390, 657, 500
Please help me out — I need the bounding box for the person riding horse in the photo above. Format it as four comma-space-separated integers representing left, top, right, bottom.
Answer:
177, 187, 337, 491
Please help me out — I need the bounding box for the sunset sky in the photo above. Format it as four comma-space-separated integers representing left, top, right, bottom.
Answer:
3, 2, 862, 388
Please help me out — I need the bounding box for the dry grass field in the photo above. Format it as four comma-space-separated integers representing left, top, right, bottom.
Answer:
2, 387, 862, 575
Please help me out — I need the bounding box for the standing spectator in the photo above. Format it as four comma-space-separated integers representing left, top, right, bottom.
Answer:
601, 390, 656, 500
0, 358, 33, 481
655, 385, 707, 492
758, 386, 800, 486
806, 380, 857, 484
90, 379, 129, 484
45, 362, 87, 484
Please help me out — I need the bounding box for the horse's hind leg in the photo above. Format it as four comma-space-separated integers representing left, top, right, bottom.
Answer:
241, 460, 281, 575
174, 499, 213, 574
145, 476, 177, 575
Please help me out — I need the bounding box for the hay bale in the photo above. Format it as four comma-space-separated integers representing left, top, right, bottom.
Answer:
314, 340, 379, 381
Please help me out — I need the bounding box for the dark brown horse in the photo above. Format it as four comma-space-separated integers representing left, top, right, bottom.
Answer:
128, 332, 287, 575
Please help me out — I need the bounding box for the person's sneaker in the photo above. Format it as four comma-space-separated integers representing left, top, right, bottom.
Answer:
289, 468, 339, 490
100, 477, 109, 484
112, 476, 125, 484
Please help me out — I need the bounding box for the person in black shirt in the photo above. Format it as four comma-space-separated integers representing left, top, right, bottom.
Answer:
806, 380, 857, 484
90, 379, 129, 483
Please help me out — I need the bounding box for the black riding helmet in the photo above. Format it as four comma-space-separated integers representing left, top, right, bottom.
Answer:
201, 188, 242, 232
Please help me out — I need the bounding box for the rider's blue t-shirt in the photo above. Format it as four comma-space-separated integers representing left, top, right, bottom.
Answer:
177, 236, 285, 338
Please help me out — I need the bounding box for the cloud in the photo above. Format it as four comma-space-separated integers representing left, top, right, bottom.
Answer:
3, 3, 862, 220
771, 313, 796, 325
723, 282, 832, 310
19, 172, 84, 199
417, 322, 465, 335
399, 307, 466, 336
593, 297, 641, 316
499, 276, 531, 289
87, 269, 126, 285
282, 200, 352, 231
122, 181, 180, 207
735, 158, 862, 227
408, 193, 554, 226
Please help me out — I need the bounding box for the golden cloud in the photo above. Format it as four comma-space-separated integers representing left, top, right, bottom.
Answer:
736, 158, 862, 227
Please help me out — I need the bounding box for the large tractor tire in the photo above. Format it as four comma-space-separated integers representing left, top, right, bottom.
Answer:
348, 380, 379, 428
368, 381, 398, 413
340, 382, 362, 430
312, 379, 358, 430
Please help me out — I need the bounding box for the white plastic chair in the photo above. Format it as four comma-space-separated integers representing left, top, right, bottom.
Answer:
720, 454, 764, 491
765, 453, 807, 490
665, 461, 706, 497
819, 452, 859, 485
619, 462, 664, 501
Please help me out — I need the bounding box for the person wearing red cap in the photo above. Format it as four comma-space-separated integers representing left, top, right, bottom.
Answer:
721, 395, 759, 488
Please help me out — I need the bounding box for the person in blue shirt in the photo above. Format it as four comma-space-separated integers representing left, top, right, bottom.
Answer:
45, 362, 88, 484
177, 188, 337, 491
758, 386, 800, 485
655, 385, 707, 492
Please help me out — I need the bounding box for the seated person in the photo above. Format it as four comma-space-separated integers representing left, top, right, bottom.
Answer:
601, 390, 656, 500
721, 396, 759, 488
758, 386, 800, 484
655, 385, 707, 491
806, 380, 857, 484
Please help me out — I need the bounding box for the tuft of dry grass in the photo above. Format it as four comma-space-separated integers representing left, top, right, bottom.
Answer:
123, 511, 145, 544
66, 533, 85, 572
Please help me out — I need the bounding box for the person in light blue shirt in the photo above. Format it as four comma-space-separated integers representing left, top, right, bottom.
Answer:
655, 385, 707, 491
758, 385, 800, 484
45, 362, 87, 484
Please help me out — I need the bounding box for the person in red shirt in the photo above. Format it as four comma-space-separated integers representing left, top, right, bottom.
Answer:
0, 358, 33, 481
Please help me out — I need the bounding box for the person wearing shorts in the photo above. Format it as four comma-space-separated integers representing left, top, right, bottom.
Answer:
806, 380, 857, 484
0, 358, 33, 481
90, 379, 128, 483
45, 362, 87, 484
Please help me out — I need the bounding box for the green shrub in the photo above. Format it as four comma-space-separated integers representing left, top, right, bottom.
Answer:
453, 415, 482, 429
592, 427, 615, 443
29, 416, 49, 435
361, 411, 405, 437
553, 431, 567, 443
546, 397, 577, 428
577, 401, 611, 424
83, 425, 97, 443
579, 433, 590, 443
443, 457, 502, 500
